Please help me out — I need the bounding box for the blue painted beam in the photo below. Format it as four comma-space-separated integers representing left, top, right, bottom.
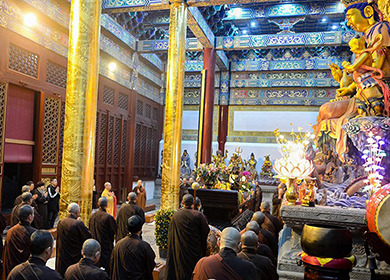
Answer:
137, 38, 203, 52
102, 0, 282, 13
188, 7, 215, 48
230, 57, 343, 71
137, 31, 355, 52
216, 50, 229, 70
225, 2, 345, 20
216, 31, 355, 50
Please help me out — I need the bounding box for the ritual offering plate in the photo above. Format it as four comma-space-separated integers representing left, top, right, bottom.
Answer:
366, 184, 390, 247
301, 224, 352, 259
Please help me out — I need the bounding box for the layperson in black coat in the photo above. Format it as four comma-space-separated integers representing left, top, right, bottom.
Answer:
7, 230, 63, 280
65, 239, 109, 280
89, 197, 117, 274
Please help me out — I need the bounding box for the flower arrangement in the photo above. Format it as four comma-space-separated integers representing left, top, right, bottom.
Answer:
194, 163, 221, 187
154, 208, 175, 249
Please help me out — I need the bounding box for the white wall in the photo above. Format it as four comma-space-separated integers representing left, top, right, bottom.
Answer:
233, 110, 318, 132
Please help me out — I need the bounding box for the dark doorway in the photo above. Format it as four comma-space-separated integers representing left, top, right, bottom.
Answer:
2, 163, 33, 212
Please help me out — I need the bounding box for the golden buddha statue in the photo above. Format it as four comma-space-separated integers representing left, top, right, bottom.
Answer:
338, 0, 390, 116
212, 150, 228, 168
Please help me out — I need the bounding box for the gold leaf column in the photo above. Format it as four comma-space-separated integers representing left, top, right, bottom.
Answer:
60, 0, 102, 223
161, 0, 187, 210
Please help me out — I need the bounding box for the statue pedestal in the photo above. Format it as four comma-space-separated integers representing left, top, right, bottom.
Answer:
279, 205, 390, 279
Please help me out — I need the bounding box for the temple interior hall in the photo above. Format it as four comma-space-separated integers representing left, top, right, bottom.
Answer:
1, 0, 390, 279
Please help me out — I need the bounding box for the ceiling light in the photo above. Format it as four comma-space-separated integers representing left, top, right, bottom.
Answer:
233, 8, 242, 18
108, 62, 117, 72
332, 25, 338, 30
251, 21, 256, 27
322, 18, 327, 22
24, 13, 37, 27
242, 30, 248, 35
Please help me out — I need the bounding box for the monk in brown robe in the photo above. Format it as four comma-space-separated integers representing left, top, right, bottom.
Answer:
65, 239, 109, 280
3, 205, 37, 278
11, 192, 43, 229
238, 231, 278, 280
193, 227, 260, 280
13, 185, 32, 206
251, 212, 278, 257
165, 194, 209, 280
246, 221, 276, 266
89, 197, 117, 274
7, 230, 63, 280
116, 192, 144, 242
56, 203, 92, 276
133, 180, 146, 210
261, 202, 282, 235
110, 215, 155, 280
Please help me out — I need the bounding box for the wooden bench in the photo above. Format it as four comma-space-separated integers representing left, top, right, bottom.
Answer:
153, 263, 166, 280
145, 204, 156, 212
145, 214, 155, 223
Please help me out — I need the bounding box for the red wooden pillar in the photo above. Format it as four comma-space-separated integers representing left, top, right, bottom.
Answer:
218, 105, 229, 152
200, 48, 216, 164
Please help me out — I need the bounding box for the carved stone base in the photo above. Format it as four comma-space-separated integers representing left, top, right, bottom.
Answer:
279, 205, 390, 279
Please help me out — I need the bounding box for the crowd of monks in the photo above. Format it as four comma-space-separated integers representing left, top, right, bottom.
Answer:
1, 179, 281, 280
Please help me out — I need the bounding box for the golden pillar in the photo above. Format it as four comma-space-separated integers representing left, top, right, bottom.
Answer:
60, 0, 102, 223
161, 0, 187, 210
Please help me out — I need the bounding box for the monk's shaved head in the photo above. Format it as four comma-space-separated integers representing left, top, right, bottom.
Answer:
241, 231, 258, 249
98, 197, 108, 208
261, 201, 271, 211
67, 203, 80, 214
252, 211, 265, 226
82, 239, 101, 258
18, 205, 33, 221
21, 185, 30, 193
22, 192, 33, 203
220, 227, 241, 252
182, 194, 194, 207
246, 221, 260, 235
128, 192, 137, 202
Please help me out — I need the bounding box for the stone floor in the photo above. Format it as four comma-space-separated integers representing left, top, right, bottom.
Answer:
47, 198, 163, 269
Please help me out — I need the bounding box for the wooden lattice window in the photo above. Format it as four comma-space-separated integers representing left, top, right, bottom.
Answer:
42, 97, 60, 165
114, 118, 121, 165
145, 104, 151, 119
140, 126, 147, 166
134, 124, 141, 166
118, 93, 128, 111
151, 128, 158, 169
9, 44, 39, 78
146, 127, 152, 166
99, 114, 107, 164
152, 107, 158, 121
0, 83, 7, 168
46, 61, 67, 88
121, 120, 127, 166
103, 86, 114, 106
136, 100, 143, 115
107, 116, 114, 165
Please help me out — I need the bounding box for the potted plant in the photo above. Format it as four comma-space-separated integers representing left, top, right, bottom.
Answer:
154, 208, 175, 259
